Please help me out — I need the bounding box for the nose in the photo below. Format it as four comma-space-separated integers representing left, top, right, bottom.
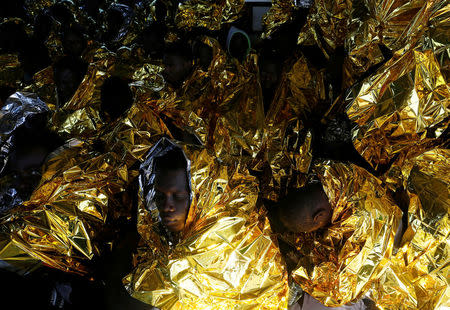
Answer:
161, 195, 175, 213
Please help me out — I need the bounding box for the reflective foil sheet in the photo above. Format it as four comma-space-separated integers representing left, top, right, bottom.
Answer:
0, 103, 171, 274
258, 54, 324, 200
297, 0, 353, 58
372, 148, 449, 310
262, 0, 296, 39
346, 48, 449, 170
0, 92, 49, 175
292, 162, 402, 306
124, 138, 289, 309
343, 0, 447, 88
175, 0, 245, 31
0, 54, 23, 92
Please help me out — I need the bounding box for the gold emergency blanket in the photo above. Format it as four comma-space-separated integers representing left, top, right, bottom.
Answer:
261, 0, 297, 39
144, 37, 265, 165
257, 54, 324, 201
343, 0, 447, 86
0, 103, 171, 274
292, 162, 402, 306
124, 138, 289, 309
371, 148, 449, 310
175, 0, 245, 30
346, 48, 449, 170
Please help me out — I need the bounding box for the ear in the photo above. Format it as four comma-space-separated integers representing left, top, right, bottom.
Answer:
313, 208, 331, 228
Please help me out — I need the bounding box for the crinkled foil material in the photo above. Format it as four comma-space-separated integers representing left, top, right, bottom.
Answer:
0, 140, 123, 274
258, 55, 325, 200
346, 48, 449, 170
0, 92, 49, 175
261, 0, 296, 40
292, 162, 402, 307
419, 2, 450, 83
343, 0, 447, 87
0, 103, 171, 274
175, 0, 245, 31
262, 0, 314, 39
208, 53, 265, 163
23, 66, 57, 111
62, 56, 115, 111
24, 0, 55, 18
0, 54, 23, 91
124, 138, 289, 309
144, 37, 264, 165
48, 55, 111, 139
50, 50, 137, 139
52, 106, 105, 139
297, 0, 353, 58
371, 148, 449, 310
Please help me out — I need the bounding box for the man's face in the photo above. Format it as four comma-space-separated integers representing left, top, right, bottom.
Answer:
162, 54, 191, 86
277, 195, 332, 233
63, 32, 85, 56
153, 169, 190, 232
56, 68, 80, 104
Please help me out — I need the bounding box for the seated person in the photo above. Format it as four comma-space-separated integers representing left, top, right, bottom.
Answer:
139, 23, 166, 59
33, 12, 54, 44
2, 120, 63, 205
62, 25, 87, 57
124, 137, 288, 309
0, 92, 62, 213
142, 145, 190, 244
53, 56, 87, 107
267, 162, 402, 308
162, 42, 194, 88
0, 20, 50, 83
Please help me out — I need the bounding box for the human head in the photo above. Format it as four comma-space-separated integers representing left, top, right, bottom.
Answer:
53, 56, 87, 105
141, 23, 166, 59
162, 42, 193, 87
100, 76, 133, 121
6, 117, 63, 198
62, 26, 87, 57
227, 28, 250, 62
277, 183, 332, 233
50, 2, 74, 25
33, 12, 53, 41
105, 7, 124, 39
81, 0, 103, 17
193, 40, 213, 71
151, 149, 190, 233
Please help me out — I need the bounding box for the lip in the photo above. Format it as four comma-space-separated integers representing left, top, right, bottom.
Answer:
161, 217, 177, 225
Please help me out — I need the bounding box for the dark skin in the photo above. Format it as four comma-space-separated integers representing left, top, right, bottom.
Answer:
196, 43, 213, 71
277, 186, 333, 233
62, 30, 86, 57
154, 169, 190, 233
55, 68, 81, 105
162, 54, 192, 87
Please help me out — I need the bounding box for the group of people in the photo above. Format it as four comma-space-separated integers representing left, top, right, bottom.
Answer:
0, 0, 448, 309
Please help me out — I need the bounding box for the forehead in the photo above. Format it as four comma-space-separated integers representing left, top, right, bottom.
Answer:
155, 168, 188, 189
163, 54, 186, 65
